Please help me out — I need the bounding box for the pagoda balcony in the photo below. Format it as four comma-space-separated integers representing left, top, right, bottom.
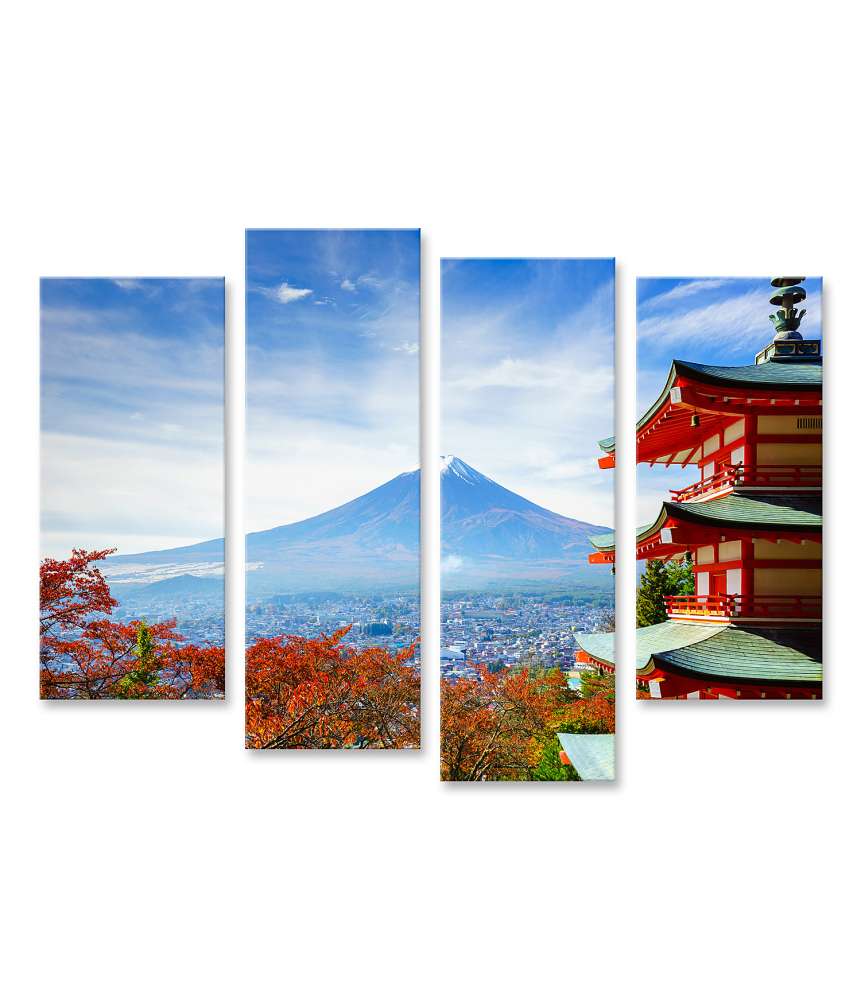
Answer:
669, 464, 822, 503
664, 593, 822, 623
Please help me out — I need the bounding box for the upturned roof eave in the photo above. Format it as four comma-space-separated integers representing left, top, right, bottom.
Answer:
595, 355, 823, 456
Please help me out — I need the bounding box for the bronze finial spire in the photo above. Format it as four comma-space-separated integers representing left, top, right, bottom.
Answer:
768, 277, 806, 341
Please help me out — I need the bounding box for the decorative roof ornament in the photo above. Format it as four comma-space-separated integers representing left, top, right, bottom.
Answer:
769, 277, 806, 341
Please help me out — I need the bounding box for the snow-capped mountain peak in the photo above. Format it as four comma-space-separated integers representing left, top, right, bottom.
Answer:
439, 455, 488, 485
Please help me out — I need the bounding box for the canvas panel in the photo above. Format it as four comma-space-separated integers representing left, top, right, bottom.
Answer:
244, 229, 421, 749
631, 276, 823, 700
440, 258, 616, 781
39, 277, 225, 700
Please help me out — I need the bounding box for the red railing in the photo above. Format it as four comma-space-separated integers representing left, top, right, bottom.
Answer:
664, 593, 822, 621
670, 464, 822, 502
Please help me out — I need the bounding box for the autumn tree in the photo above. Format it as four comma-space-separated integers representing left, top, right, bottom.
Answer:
40, 547, 118, 665
440, 666, 575, 781
40, 549, 225, 699
245, 628, 419, 749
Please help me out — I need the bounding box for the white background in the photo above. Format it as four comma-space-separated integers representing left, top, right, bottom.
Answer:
1, 3, 858, 998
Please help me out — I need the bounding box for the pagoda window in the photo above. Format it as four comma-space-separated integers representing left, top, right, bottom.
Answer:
726, 567, 743, 594
754, 539, 822, 560
703, 434, 721, 457
696, 545, 714, 564
696, 571, 710, 596
756, 441, 821, 466
718, 540, 741, 562
724, 418, 745, 445
754, 567, 822, 596
758, 414, 822, 436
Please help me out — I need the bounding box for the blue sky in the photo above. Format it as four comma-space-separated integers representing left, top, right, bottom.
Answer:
637, 276, 823, 524
246, 229, 420, 530
40, 278, 224, 557
442, 258, 615, 526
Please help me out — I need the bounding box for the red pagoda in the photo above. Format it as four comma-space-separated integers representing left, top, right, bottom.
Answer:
578, 277, 823, 699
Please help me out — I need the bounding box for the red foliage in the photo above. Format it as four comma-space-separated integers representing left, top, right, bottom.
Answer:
39, 549, 224, 699
440, 665, 572, 780
440, 665, 615, 781
245, 627, 419, 749
40, 548, 117, 663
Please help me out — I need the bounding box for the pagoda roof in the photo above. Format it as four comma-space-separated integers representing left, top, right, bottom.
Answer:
644, 622, 822, 685
661, 492, 822, 532
578, 620, 822, 684
588, 493, 822, 556
556, 734, 615, 781
579, 619, 724, 669
589, 530, 618, 551
672, 357, 822, 390
596, 355, 823, 455
577, 629, 616, 667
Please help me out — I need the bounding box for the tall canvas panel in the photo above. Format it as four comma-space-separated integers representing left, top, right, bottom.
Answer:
623, 276, 822, 700
440, 259, 616, 781
40, 278, 225, 699
245, 229, 421, 749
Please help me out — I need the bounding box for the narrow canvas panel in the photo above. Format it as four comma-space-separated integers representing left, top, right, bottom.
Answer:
245, 229, 421, 749
40, 278, 225, 699
440, 259, 616, 781
628, 276, 823, 700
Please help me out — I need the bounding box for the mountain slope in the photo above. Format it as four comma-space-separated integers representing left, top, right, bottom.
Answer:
103, 457, 611, 593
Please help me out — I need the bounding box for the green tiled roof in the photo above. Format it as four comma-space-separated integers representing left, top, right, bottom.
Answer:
633, 356, 822, 444
576, 630, 616, 666
557, 734, 615, 781
588, 494, 820, 557
653, 625, 822, 684
632, 620, 727, 670
589, 530, 617, 550
675, 358, 822, 389
598, 436, 615, 454
578, 620, 822, 684
666, 493, 822, 531
579, 620, 726, 670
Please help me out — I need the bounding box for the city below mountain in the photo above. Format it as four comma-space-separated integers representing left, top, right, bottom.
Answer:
103, 456, 612, 594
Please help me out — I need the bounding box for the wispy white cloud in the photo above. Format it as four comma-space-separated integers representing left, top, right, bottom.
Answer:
638, 287, 822, 350
40, 283, 223, 558
442, 270, 615, 525
272, 281, 313, 304
340, 278, 357, 292
393, 341, 419, 355
640, 278, 732, 310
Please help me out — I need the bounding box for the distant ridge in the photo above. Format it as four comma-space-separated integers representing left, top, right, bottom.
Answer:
104, 457, 611, 594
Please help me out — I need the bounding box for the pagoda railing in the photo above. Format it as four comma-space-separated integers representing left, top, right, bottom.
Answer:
669, 464, 822, 503
664, 593, 822, 621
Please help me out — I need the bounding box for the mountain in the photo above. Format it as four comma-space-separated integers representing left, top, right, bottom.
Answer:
102, 456, 611, 594
439, 457, 610, 588
116, 573, 224, 598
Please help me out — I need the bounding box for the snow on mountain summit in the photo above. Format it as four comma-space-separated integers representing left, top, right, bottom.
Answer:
439, 455, 488, 485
